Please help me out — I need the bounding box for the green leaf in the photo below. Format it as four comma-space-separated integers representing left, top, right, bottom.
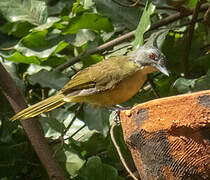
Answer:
82, 54, 103, 68
5, 51, 40, 65
0, 0, 48, 25
70, 29, 96, 47
79, 105, 110, 137
194, 69, 210, 91
32, 17, 60, 31
15, 30, 69, 59
54, 41, 69, 54
70, 132, 108, 157
84, 0, 95, 9
186, 0, 199, 8
0, 21, 34, 38
63, 13, 113, 34
18, 30, 48, 48
72, 0, 86, 15
78, 156, 120, 180
40, 117, 65, 134
94, 0, 142, 30
16, 42, 67, 59
41, 55, 67, 67
55, 145, 85, 178
153, 74, 178, 97
48, 0, 74, 16
133, 2, 156, 48
106, 42, 131, 58
173, 78, 196, 93
174, 70, 210, 93
145, 29, 169, 48
28, 69, 69, 90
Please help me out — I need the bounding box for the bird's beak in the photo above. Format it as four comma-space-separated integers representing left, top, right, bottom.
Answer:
155, 63, 169, 76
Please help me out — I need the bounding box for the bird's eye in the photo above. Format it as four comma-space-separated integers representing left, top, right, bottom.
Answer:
149, 53, 156, 60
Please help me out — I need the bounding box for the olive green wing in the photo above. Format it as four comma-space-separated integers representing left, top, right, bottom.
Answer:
61, 56, 138, 95
61, 67, 96, 95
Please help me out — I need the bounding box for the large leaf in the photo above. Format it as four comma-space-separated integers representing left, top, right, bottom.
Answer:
145, 29, 170, 48
174, 69, 210, 93
78, 156, 121, 180
32, 17, 60, 31
28, 69, 69, 90
18, 30, 48, 48
5, 51, 40, 65
133, 2, 156, 48
70, 132, 108, 157
79, 104, 110, 137
82, 54, 104, 68
69, 29, 96, 47
7, 30, 69, 64
0, 0, 48, 25
40, 117, 66, 135
173, 77, 196, 93
0, 21, 34, 38
94, 0, 142, 30
16, 40, 69, 59
48, 0, 74, 16
39, 117, 63, 139
63, 13, 113, 34
55, 145, 85, 178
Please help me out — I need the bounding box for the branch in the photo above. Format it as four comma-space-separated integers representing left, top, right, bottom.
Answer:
55, 3, 209, 72
110, 122, 139, 180
0, 63, 67, 180
112, 0, 178, 11
183, 0, 204, 77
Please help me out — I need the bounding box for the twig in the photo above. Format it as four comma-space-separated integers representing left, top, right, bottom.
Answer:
62, 105, 82, 135
183, 0, 204, 77
0, 63, 67, 180
130, 1, 178, 11
129, 0, 140, 7
0, 46, 15, 50
55, 3, 209, 72
110, 122, 139, 180
111, 0, 133, 8
113, 0, 178, 11
71, 124, 86, 138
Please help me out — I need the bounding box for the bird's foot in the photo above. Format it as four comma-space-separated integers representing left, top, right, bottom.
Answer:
108, 105, 132, 124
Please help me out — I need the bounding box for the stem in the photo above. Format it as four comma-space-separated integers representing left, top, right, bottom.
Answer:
110, 123, 139, 180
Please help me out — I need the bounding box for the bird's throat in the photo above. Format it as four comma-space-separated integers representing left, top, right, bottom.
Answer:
140, 66, 157, 74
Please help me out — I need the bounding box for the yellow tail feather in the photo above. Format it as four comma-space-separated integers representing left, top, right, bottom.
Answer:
11, 93, 65, 121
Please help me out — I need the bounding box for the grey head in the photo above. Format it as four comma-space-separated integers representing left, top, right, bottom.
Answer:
129, 45, 169, 76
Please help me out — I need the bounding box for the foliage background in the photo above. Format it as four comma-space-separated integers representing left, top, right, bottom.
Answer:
0, 0, 209, 179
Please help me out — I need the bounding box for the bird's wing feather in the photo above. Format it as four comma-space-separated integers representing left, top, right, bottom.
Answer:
61, 56, 139, 95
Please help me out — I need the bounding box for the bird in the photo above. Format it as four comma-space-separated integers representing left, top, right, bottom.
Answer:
11, 45, 169, 121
